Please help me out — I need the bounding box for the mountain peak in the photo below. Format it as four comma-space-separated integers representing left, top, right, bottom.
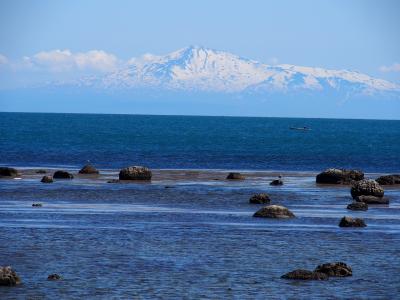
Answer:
76, 46, 399, 95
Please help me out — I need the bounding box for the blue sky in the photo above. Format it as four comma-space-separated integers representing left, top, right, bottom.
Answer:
0, 0, 399, 80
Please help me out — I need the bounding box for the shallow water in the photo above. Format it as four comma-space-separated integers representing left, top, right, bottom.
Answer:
1, 169, 399, 299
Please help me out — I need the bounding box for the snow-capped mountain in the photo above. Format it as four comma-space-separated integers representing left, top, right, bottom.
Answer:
74, 46, 399, 96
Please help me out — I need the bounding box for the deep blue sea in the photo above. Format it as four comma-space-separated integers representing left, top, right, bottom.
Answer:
1, 112, 399, 172
0, 112, 399, 299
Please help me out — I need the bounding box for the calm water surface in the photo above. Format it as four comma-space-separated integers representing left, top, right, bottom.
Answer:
0, 113, 399, 299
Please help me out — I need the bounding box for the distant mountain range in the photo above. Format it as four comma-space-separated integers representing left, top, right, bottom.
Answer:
69, 46, 399, 96
2, 46, 400, 119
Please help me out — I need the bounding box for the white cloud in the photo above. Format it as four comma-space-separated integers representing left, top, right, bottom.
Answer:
0, 54, 8, 65
127, 53, 161, 65
379, 63, 400, 73
28, 49, 119, 72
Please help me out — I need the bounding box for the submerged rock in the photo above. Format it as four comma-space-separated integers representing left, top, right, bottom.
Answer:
107, 179, 120, 183
36, 169, 47, 174
347, 202, 368, 211
314, 262, 352, 277
281, 269, 328, 280
0, 167, 18, 178
53, 170, 74, 179
376, 174, 400, 185
355, 195, 389, 205
119, 166, 152, 180
226, 172, 245, 180
339, 216, 366, 227
316, 168, 364, 184
47, 274, 62, 281
32, 203, 43, 207
253, 205, 295, 218
0, 266, 21, 286
270, 179, 283, 186
78, 164, 99, 174
249, 193, 271, 204
41, 175, 53, 183
351, 179, 384, 198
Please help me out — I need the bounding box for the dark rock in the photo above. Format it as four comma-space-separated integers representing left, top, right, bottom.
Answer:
339, 216, 366, 227
0, 167, 18, 178
316, 168, 364, 184
119, 166, 152, 180
41, 175, 53, 183
347, 202, 368, 211
78, 164, 99, 174
226, 172, 245, 180
281, 269, 329, 280
107, 179, 120, 183
36, 169, 47, 174
47, 274, 61, 281
53, 170, 74, 179
249, 193, 271, 204
164, 186, 175, 189
32, 203, 43, 207
314, 262, 352, 277
351, 179, 384, 198
0, 266, 21, 286
270, 179, 283, 186
253, 205, 295, 218
376, 174, 400, 185
355, 195, 389, 205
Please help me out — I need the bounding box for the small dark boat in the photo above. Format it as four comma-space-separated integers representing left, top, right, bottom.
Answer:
290, 126, 311, 131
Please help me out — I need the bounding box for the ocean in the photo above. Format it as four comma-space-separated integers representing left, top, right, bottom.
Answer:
1, 112, 400, 172
0, 112, 399, 299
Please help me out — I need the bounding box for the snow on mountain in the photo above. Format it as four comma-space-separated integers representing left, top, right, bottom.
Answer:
74, 46, 399, 95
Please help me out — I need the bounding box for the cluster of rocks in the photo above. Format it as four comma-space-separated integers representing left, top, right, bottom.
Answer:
119, 166, 152, 180
282, 262, 352, 280
0, 266, 62, 287
316, 168, 364, 184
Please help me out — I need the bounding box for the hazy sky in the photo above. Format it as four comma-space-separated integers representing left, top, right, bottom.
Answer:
0, 0, 399, 84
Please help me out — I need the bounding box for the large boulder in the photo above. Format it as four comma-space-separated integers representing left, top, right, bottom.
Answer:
316, 168, 364, 184
339, 216, 366, 227
355, 195, 389, 205
78, 164, 99, 174
314, 262, 352, 277
281, 269, 328, 280
249, 193, 271, 204
0, 266, 21, 286
347, 202, 368, 211
253, 205, 295, 218
351, 179, 384, 198
41, 175, 53, 183
226, 172, 245, 180
119, 166, 152, 180
0, 167, 18, 178
376, 174, 400, 185
53, 170, 74, 179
